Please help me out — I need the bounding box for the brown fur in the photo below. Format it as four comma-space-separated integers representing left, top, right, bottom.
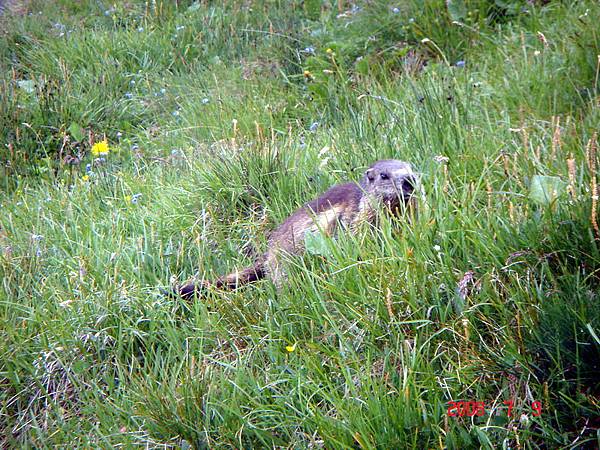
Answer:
172, 160, 417, 299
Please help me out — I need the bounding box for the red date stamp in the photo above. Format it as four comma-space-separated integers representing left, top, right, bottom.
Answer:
447, 400, 543, 417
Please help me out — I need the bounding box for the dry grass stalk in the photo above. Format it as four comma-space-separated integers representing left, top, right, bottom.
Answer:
443, 164, 449, 193
551, 115, 561, 161
586, 133, 599, 240
519, 107, 529, 158
255, 121, 263, 143
521, 127, 529, 157
567, 155, 577, 200
231, 118, 238, 147
462, 318, 470, 342
385, 287, 394, 319
502, 152, 510, 176
512, 152, 524, 188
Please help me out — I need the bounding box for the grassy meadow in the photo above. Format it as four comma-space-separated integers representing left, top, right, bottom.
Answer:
1, 0, 599, 447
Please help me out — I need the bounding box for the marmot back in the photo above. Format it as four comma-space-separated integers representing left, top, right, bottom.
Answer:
173, 159, 417, 299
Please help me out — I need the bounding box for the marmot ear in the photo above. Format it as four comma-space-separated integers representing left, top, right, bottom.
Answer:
366, 168, 376, 182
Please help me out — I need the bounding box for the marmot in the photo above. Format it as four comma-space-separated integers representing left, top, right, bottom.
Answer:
172, 159, 417, 299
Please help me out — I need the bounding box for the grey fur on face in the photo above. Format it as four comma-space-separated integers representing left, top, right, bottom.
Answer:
361, 160, 418, 208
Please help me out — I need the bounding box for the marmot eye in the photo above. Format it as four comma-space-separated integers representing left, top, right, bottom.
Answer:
380, 173, 389, 180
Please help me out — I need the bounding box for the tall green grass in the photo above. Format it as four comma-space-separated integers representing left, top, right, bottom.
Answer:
1, 0, 599, 448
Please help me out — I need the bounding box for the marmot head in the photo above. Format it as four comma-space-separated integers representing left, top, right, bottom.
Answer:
361, 159, 418, 207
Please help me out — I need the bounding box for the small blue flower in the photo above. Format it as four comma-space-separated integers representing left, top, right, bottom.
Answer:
302, 46, 316, 55
201, 97, 210, 104
131, 144, 139, 151
131, 193, 142, 204
137, 27, 144, 32
309, 122, 319, 132
125, 92, 133, 99
171, 149, 179, 155
160, 88, 167, 95
116, 131, 123, 139
176, 25, 185, 31
455, 60, 466, 68
392, 7, 400, 14
129, 80, 136, 86
172, 110, 180, 117
85, 163, 92, 173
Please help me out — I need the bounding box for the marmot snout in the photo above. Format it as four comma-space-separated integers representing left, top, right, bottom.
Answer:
172, 159, 418, 299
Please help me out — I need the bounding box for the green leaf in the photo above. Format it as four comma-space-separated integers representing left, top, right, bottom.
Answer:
307, 82, 328, 101
494, 0, 521, 14
586, 324, 600, 345
68, 122, 85, 142
529, 175, 567, 205
72, 360, 90, 373
446, 0, 467, 22
393, 47, 410, 59
304, 231, 332, 257
304, 56, 329, 72
304, 0, 321, 21
324, 42, 342, 54
355, 57, 369, 76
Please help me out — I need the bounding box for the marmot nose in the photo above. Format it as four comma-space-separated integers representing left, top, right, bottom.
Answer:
401, 176, 416, 193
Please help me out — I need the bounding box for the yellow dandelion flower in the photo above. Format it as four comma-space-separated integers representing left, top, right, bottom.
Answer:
82, 175, 90, 182
326, 48, 333, 54
303, 70, 312, 78
91, 140, 109, 156
125, 195, 132, 203
285, 343, 297, 353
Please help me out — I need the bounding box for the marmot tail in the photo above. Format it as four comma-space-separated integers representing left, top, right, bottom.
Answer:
176, 263, 265, 299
